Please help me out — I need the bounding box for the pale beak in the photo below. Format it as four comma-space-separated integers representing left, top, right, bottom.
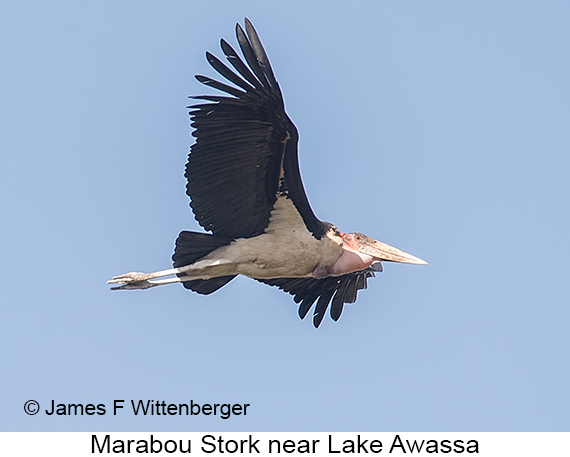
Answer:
358, 236, 428, 265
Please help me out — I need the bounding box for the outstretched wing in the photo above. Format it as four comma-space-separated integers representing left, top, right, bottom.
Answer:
258, 269, 377, 328
187, 19, 324, 240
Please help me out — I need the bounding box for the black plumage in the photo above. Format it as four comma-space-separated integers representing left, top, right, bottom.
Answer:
184, 19, 379, 326
186, 20, 325, 239
108, 19, 428, 327
258, 269, 375, 327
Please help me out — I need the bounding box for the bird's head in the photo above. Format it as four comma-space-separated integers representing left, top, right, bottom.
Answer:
341, 232, 427, 266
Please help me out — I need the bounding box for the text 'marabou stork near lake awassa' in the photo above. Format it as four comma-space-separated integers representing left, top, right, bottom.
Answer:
108, 19, 427, 327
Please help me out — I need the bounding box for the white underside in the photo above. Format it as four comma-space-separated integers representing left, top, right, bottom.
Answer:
108, 197, 343, 289
183, 196, 342, 279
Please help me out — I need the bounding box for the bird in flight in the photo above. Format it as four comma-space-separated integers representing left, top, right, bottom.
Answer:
108, 19, 427, 327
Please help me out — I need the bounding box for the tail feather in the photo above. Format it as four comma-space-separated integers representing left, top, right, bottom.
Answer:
172, 231, 236, 295
180, 276, 236, 295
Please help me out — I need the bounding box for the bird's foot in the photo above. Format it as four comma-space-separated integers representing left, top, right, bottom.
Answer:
107, 272, 155, 290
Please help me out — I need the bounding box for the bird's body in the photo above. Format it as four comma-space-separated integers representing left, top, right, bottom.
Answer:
108, 19, 426, 327
174, 197, 343, 280
213, 198, 343, 279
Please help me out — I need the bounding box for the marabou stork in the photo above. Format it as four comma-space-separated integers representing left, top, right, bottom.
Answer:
108, 19, 427, 327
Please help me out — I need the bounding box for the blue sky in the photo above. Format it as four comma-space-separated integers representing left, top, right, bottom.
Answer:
1, 0, 569, 432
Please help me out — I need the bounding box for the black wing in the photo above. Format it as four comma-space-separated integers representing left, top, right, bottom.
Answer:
187, 19, 325, 240
258, 269, 376, 328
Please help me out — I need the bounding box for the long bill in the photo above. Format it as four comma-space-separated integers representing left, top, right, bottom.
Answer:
358, 236, 428, 265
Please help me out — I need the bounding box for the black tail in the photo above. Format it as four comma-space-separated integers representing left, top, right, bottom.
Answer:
172, 231, 236, 295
